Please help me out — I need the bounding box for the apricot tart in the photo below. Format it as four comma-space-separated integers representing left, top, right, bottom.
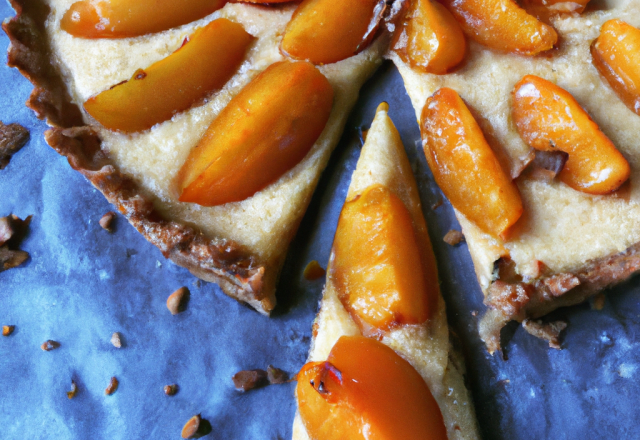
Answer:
292, 104, 479, 439
390, 1, 640, 351
4, 0, 403, 314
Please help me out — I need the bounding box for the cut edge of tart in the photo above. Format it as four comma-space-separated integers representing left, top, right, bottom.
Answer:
389, 2, 640, 352
292, 104, 480, 439
3, 0, 395, 314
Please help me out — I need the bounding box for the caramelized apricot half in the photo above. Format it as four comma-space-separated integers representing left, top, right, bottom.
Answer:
393, 0, 466, 74
591, 19, 640, 116
330, 184, 436, 333
84, 19, 253, 133
281, 0, 384, 65
439, 0, 557, 55
296, 336, 447, 440
512, 75, 630, 194
61, 0, 227, 38
421, 88, 523, 239
176, 61, 334, 206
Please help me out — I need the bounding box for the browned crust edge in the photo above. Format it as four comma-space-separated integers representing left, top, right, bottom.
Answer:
3, 0, 274, 315
479, 242, 640, 353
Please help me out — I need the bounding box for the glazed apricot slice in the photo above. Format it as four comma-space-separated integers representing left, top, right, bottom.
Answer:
591, 19, 640, 116
512, 75, 630, 194
296, 336, 447, 440
84, 19, 253, 133
421, 88, 523, 239
281, 0, 383, 65
61, 0, 227, 39
392, 0, 466, 74
176, 61, 334, 206
439, 0, 557, 55
330, 184, 436, 333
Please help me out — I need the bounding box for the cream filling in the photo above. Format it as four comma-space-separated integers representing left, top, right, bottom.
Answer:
391, 1, 640, 289
45, 0, 385, 267
292, 108, 479, 440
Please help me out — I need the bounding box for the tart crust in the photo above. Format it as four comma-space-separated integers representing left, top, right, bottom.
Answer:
390, 3, 640, 351
3, 0, 389, 314
292, 106, 479, 439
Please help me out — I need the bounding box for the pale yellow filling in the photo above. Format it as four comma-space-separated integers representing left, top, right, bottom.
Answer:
391, 1, 640, 289
46, 0, 385, 267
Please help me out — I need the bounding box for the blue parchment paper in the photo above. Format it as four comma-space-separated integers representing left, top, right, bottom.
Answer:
2, 2, 640, 438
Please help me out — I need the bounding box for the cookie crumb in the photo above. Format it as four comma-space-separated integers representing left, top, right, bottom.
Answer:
443, 229, 464, 246
591, 293, 606, 311
167, 287, 189, 315
111, 332, 122, 348
99, 211, 116, 232
2, 325, 15, 336
522, 319, 568, 349
164, 384, 178, 396
233, 369, 268, 391
41, 340, 60, 351
67, 380, 78, 399
0, 214, 31, 272
105, 377, 119, 395
181, 414, 211, 439
303, 260, 325, 280
431, 199, 443, 210
267, 365, 289, 384
0, 121, 29, 170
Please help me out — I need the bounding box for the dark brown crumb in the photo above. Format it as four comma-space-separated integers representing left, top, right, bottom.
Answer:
522, 318, 568, 349
0, 121, 29, 170
99, 211, 116, 232
164, 384, 178, 396
2, 325, 15, 336
41, 340, 60, 351
431, 199, 443, 210
232, 369, 268, 391
105, 377, 119, 395
267, 365, 289, 384
591, 293, 606, 311
443, 229, 464, 246
0, 214, 32, 272
67, 381, 77, 399
303, 260, 325, 280
167, 287, 189, 315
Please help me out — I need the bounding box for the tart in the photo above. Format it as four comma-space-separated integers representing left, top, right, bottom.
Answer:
292, 104, 479, 439
3, 0, 399, 314
390, 1, 640, 351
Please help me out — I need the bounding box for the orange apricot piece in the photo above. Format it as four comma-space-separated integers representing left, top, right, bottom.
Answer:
296, 336, 448, 440
281, 0, 383, 65
176, 61, 334, 206
439, 0, 557, 55
392, 0, 467, 74
330, 184, 436, 333
84, 19, 253, 133
421, 88, 523, 239
61, 0, 227, 39
512, 75, 630, 194
591, 19, 640, 116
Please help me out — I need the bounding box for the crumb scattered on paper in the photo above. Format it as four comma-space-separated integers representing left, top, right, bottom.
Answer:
0, 121, 29, 170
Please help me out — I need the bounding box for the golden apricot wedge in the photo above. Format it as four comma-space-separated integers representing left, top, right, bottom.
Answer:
330, 184, 436, 333
84, 19, 253, 133
421, 88, 523, 239
512, 75, 630, 194
281, 0, 383, 65
393, 0, 466, 74
591, 19, 640, 116
61, 0, 227, 39
176, 61, 334, 206
296, 336, 447, 440
439, 0, 557, 55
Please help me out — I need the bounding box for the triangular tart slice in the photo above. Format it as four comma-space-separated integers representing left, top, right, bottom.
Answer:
390, 1, 640, 351
292, 104, 479, 439
4, 0, 394, 314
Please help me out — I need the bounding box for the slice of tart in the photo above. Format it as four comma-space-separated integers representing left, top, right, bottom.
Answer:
4, 0, 399, 314
292, 104, 479, 439
390, 0, 640, 351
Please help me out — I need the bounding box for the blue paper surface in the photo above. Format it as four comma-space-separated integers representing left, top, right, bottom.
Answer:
2, 2, 640, 438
